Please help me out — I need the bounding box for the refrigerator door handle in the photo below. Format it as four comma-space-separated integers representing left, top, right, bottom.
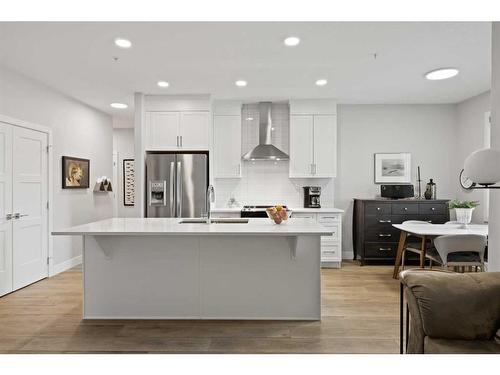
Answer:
176, 161, 182, 217
169, 162, 175, 217
147, 181, 152, 206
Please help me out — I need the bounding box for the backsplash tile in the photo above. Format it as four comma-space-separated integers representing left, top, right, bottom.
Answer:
215, 102, 334, 208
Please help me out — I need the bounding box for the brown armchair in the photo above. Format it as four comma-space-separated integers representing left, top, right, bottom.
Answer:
400, 269, 500, 353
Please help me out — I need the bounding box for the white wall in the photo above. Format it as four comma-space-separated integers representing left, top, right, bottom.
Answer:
455, 91, 491, 223
488, 22, 500, 272
0, 65, 113, 273
335, 104, 458, 258
112, 128, 137, 217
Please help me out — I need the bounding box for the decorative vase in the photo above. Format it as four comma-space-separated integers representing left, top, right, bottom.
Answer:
455, 208, 474, 228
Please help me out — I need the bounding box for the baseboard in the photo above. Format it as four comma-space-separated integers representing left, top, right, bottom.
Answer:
342, 251, 354, 261
49, 255, 82, 277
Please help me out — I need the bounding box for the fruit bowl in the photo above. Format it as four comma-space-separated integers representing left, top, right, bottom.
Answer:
265, 205, 291, 224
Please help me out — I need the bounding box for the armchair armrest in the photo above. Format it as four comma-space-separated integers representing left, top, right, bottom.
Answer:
400, 270, 500, 352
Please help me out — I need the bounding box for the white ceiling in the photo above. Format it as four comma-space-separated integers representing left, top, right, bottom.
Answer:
0, 22, 491, 124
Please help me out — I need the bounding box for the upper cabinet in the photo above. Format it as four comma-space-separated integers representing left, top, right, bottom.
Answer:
289, 100, 337, 178
145, 111, 210, 151
213, 101, 242, 178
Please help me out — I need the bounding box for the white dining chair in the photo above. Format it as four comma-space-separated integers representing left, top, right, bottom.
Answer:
433, 234, 487, 272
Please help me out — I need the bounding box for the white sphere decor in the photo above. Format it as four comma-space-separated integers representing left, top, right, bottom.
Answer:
464, 148, 500, 185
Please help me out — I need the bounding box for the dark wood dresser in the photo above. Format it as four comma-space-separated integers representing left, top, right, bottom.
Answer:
353, 199, 450, 265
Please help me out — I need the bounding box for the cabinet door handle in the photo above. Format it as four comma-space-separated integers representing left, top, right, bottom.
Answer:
180, 136, 183, 147
176, 136, 179, 147
379, 247, 392, 251
5, 213, 12, 221
378, 219, 392, 223
238, 164, 241, 175
379, 234, 392, 237
13, 213, 28, 219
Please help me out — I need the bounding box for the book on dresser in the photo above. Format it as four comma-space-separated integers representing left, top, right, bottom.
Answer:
352, 199, 450, 265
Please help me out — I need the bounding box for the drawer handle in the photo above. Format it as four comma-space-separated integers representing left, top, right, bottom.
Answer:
379, 247, 392, 251
404, 207, 408, 211
379, 234, 392, 237
323, 251, 336, 254
431, 207, 435, 211
376, 207, 381, 211
321, 216, 337, 219
427, 220, 433, 223
378, 219, 392, 223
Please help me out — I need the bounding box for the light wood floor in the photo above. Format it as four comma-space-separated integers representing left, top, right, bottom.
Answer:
0, 261, 401, 353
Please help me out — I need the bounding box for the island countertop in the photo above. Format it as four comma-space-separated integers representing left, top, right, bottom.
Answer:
52, 217, 333, 236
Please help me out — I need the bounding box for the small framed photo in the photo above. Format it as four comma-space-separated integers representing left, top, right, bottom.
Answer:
374, 153, 411, 184
62, 156, 90, 189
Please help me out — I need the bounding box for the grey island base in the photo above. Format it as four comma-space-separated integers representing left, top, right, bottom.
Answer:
53, 218, 331, 320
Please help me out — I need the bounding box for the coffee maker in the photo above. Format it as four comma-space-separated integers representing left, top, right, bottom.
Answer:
303, 186, 321, 208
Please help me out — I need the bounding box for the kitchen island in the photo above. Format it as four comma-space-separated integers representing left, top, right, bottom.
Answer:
52, 218, 331, 320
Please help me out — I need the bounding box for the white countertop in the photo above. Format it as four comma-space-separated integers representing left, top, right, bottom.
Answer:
393, 223, 488, 236
212, 207, 344, 214
52, 218, 333, 236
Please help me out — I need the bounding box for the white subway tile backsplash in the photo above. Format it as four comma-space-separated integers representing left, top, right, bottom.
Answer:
215, 103, 334, 208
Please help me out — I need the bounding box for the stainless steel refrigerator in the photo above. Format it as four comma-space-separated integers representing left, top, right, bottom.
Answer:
145, 152, 208, 218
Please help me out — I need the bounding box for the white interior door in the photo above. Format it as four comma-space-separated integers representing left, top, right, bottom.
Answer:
12, 126, 48, 290
289, 115, 314, 177
0, 123, 13, 296
180, 112, 209, 150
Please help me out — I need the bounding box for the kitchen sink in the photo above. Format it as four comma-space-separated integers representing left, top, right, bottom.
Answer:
178, 218, 249, 224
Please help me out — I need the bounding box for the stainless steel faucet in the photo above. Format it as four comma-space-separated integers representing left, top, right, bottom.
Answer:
206, 185, 215, 223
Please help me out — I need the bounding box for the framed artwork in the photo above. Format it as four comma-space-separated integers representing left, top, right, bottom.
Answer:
123, 159, 135, 206
62, 156, 90, 189
374, 153, 411, 184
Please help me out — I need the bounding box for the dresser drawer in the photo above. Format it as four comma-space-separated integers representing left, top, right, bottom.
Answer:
321, 224, 339, 239
365, 203, 391, 215
364, 227, 401, 242
391, 203, 418, 215
364, 242, 398, 258
418, 203, 447, 215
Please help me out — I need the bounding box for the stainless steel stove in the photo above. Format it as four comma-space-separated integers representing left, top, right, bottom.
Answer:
240, 205, 288, 218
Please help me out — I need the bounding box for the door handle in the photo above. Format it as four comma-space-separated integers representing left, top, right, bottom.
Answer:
13, 213, 28, 219
5, 213, 13, 221
176, 161, 182, 217
170, 162, 175, 217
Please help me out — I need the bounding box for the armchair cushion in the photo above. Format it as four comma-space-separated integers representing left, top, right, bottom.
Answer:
424, 337, 500, 354
400, 270, 500, 341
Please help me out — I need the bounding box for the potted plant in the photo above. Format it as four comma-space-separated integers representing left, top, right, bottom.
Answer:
449, 200, 479, 228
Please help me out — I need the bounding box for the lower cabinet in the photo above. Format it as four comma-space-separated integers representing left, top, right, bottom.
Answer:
293, 212, 342, 268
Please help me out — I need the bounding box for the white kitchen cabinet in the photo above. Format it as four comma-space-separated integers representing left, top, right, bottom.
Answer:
289, 114, 336, 178
289, 115, 314, 177
145, 111, 209, 151
292, 211, 342, 267
180, 111, 210, 149
214, 115, 242, 178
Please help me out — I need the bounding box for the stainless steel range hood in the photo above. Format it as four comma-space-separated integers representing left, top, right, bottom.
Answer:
242, 102, 289, 161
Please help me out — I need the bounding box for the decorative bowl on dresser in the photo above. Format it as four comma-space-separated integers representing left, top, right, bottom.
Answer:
352, 199, 450, 265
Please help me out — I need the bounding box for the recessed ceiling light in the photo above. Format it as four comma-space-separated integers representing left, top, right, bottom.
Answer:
114, 38, 132, 49
425, 68, 459, 80
235, 80, 247, 87
315, 79, 328, 86
157, 81, 169, 88
284, 36, 300, 47
110, 103, 128, 109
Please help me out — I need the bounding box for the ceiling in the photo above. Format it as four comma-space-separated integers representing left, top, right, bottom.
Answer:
0, 22, 492, 124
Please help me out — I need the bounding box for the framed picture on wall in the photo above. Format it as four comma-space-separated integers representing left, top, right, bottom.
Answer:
62, 156, 90, 189
374, 153, 411, 184
123, 159, 135, 206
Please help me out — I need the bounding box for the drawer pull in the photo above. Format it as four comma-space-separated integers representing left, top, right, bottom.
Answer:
379, 234, 392, 237
404, 207, 408, 211
431, 207, 435, 211
376, 207, 381, 211
321, 216, 337, 219
378, 219, 392, 223
379, 247, 392, 251
323, 251, 336, 254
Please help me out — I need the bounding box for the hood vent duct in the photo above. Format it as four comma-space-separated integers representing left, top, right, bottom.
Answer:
242, 102, 290, 161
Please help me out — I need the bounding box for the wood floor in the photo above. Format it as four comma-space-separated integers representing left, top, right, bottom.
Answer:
0, 261, 401, 353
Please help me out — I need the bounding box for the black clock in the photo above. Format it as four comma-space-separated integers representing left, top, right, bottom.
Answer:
459, 169, 476, 189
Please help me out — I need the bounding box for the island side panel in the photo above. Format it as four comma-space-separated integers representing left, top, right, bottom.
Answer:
83, 235, 201, 319
199, 235, 321, 320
